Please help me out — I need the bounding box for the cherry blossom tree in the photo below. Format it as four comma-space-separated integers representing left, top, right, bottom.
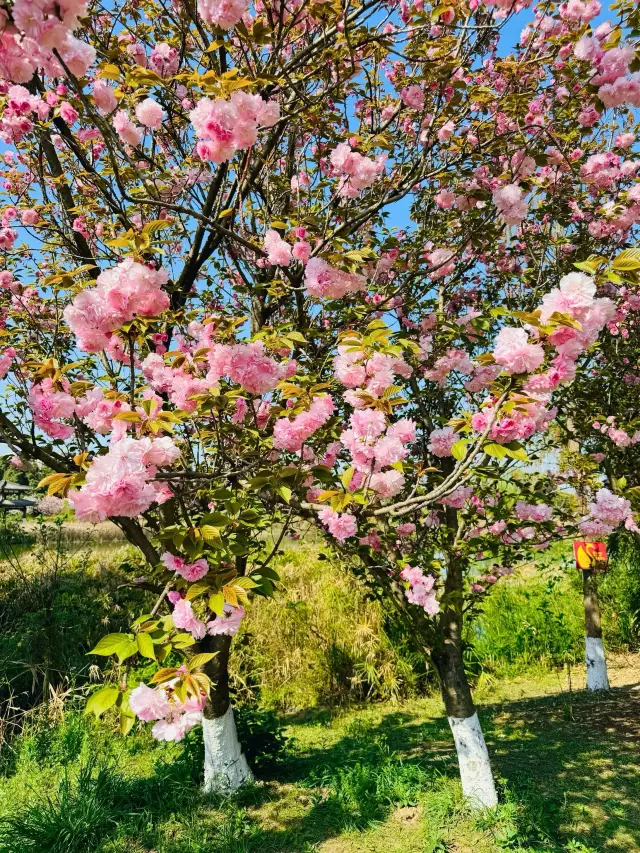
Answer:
1, 0, 640, 804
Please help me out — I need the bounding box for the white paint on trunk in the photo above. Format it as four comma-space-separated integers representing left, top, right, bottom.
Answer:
448, 712, 498, 809
585, 636, 609, 691
202, 705, 253, 794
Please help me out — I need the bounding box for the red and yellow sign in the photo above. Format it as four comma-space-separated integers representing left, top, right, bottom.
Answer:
573, 541, 608, 571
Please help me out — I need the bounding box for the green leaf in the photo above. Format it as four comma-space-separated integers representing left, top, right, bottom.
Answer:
86, 686, 120, 718
172, 632, 197, 649
341, 467, 354, 490
286, 331, 307, 343
185, 580, 211, 601
136, 632, 156, 661
115, 641, 139, 664
483, 442, 508, 459
503, 444, 528, 462
277, 485, 292, 504
451, 440, 467, 461
202, 512, 233, 527
200, 525, 222, 544
612, 249, 640, 271
188, 652, 217, 671
89, 634, 131, 656
120, 711, 136, 736
208, 591, 225, 615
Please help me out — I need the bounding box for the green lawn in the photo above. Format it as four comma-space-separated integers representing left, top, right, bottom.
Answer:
1, 656, 638, 853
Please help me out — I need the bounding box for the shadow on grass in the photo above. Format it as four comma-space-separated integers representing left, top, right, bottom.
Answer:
483, 681, 640, 853
3, 682, 640, 853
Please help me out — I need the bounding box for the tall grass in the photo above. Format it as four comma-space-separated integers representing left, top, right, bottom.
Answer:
231, 541, 427, 709
470, 566, 585, 678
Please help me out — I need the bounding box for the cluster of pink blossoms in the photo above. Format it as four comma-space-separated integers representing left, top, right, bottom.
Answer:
592, 417, 640, 449
171, 594, 244, 640
573, 38, 640, 108
273, 395, 334, 452
64, 260, 169, 352
304, 257, 367, 299
0, 345, 15, 378
0, 84, 53, 144
263, 229, 292, 266
129, 681, 206, 742
189, 92, 280, 164
537, 272, 616, 361
162, 552, 209, 582
427, 426, 457, 458
142, 336, 291, 413
317, 507, 358, 541
515, 501, 553, 523
579, 488, 635, 537
0, 0, 95, 85
329, 142, 386, 197
423, 348, 473, 386
492, 184, 528, 226
493, 327, 544, 375
471, 399, 556, 445
28, 377, 76, 439
340, 410, 414, 479
399, 566, 439, 615
400, 84, 424, 109
68, 435, 180, 521
197, 0, 248, 29
333, 346, 412, 397
208, 341, 291, 396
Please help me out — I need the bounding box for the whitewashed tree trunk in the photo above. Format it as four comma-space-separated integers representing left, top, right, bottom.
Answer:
583, 569, 609, 691
448, 712, 498, 808
432, 543, 499, 811
202, 705, 253, 794
585, 636, 609, 691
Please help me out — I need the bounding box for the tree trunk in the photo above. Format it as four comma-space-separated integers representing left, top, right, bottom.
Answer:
201, 633, 253, 794
431, 539, 497, 809
431, 642, 498, 809
583, 569, 609, 691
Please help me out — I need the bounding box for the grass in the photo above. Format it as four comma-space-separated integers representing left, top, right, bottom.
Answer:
2, 528, 640, 852
0, 655, 638, 853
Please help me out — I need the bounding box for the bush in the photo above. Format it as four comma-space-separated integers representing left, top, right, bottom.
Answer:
0, 758, 125, 853
469, 565, 585, 678
234, 706, 289, 772
0, 526, 148, 754
599, 531, 640, 649
231, 541, 427, 710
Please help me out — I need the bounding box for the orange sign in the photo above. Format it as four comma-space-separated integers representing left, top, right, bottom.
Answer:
573, 541, 608, 571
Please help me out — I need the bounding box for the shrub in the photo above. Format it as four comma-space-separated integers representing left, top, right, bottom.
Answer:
0, 758, 125, 853
231, 541, 426, 709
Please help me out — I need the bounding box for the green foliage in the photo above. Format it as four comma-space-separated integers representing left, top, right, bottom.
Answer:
1, 670, 640, 852
0, 758, 125, 853
234, 706, 289, 772
0, 514, 34, 550
470, 567, 585, 678
231, 541, 426, 709
0, 528, 148, 754
599, 531, 640, 649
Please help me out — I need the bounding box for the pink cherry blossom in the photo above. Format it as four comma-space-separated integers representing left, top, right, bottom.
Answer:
207, 605, 245, 636
273, 395, 334, 452
428, 426, 457, 457
263, 229, 292, 266
135, 97, 165, 129
304, 257, 367, 299
172, 597, 207, 639
493, 327, 545, 375
161, 552, 209, 582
